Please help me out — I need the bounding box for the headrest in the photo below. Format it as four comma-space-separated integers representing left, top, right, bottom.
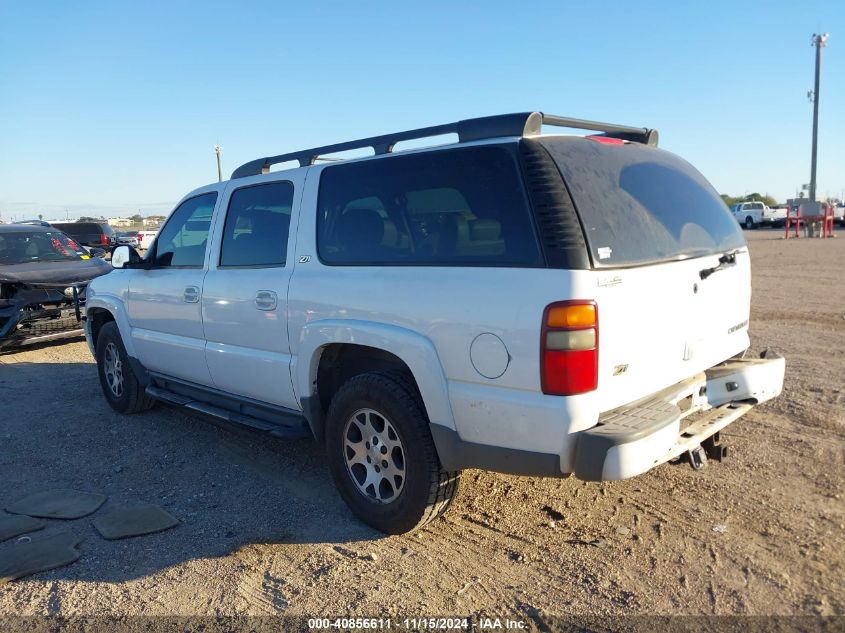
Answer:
250, 210, 288, 237
381, 219, 398, 246
470, 219, 501, 241
336, 208, 385, 246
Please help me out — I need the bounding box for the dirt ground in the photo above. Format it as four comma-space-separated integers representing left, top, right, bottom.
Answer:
0, 230, 842, 625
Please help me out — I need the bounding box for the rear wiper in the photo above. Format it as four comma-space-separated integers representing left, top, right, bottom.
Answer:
699, 251, 738, 280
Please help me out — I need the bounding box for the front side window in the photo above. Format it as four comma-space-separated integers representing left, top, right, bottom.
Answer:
153, 192, 217, 267
317, 145, 542, 267
219, 181, 294, 267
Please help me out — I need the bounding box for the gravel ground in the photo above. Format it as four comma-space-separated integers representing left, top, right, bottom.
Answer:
0, 230, 842, 623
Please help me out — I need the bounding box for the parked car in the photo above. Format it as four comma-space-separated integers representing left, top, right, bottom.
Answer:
52, 222, 117, 248
768, 205, 789, 228
13, 220, 53, 227
117, 231, 140, 247
0, 225, 111, 351
85, 111, 785, 534
730, 201, 786, 229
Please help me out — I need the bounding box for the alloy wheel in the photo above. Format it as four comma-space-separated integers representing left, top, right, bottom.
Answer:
343, 408, 406, 503
103, 342, 124, 398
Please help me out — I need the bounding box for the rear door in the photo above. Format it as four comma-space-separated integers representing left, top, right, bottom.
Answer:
200, 173, 304, 409
540, 137, 750, 410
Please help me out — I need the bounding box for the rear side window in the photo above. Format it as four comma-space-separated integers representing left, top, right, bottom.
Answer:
541, 138, 746, 267
317, 145, 542, 267
220, 181, 294, 267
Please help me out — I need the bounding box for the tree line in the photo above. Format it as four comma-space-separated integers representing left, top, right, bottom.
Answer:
720, 193, 779, 208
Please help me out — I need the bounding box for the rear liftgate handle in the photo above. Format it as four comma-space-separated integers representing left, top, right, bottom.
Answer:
255, 290, 278, 311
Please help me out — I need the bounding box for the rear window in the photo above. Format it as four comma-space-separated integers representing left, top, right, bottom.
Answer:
317, 145, 542, 267
540, 138, 745, 267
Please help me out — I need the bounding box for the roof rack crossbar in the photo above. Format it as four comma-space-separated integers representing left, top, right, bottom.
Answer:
231, 111, 657, 179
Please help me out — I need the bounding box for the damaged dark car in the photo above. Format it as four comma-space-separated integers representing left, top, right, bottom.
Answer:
0, 225, 111, 351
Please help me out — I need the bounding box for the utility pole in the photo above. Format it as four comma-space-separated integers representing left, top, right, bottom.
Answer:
809, 33, 829, 202
214, 145, 223, 183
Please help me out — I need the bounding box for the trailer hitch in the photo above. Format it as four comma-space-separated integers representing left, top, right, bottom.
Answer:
682, 433, 729, 471
684, 446, 708, 470
702, 432, 728, 462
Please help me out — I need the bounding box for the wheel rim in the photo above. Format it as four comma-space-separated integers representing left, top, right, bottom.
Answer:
343, 408, 406, 503
103, 342, 124, 398
746, 217, 753, 229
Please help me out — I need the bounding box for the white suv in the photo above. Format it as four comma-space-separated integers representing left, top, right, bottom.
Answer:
85, 112, 785, 534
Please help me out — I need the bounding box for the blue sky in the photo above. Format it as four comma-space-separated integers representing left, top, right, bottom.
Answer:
1, 1, 842, 220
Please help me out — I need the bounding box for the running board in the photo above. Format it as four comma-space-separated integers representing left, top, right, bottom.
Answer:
145, 384, 311, 440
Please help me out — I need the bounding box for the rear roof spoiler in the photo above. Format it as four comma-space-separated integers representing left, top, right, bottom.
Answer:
231, 111, 658, 179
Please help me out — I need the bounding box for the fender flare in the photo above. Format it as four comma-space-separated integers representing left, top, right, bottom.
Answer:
294, 319, 457, 437
85, 292, 137, 358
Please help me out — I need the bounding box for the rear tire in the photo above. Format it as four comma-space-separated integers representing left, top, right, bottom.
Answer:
95, 322, 155, 414
325, 372, 460, 534
745, 216, 756, 230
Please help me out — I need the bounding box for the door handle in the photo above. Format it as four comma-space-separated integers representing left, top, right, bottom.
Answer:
255, 290, 278, 311
183, 286, 200, 303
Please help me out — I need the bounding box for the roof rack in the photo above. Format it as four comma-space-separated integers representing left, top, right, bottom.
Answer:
231, 111, 658, 179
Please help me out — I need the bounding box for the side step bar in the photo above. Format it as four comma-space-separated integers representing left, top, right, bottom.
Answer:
145, 385, 312, 440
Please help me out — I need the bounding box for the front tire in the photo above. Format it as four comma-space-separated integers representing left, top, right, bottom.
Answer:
95, 321, 155, 414
325, 372, 460, 534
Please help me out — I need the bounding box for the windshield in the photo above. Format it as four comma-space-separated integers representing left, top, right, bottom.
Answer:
540, 137, 746, 267
0, 231, 90, 264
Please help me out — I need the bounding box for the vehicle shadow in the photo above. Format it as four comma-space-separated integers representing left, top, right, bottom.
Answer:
0, 361, 384, 584
0, 334, 87, 357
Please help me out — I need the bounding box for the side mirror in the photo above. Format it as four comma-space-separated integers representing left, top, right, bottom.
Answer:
87, 247, 107, 259
111, 245, 144, 269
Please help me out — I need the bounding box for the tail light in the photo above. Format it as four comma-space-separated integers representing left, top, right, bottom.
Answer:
541, 300, 598, 395
137, 233, 143, 241
101, 233, 108, 245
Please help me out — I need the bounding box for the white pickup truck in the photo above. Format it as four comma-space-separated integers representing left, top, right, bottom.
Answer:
731, 201, 787, 229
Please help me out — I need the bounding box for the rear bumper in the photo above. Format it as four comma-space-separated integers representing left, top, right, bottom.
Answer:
573, 355, 785, 480
431, 355, 785, 481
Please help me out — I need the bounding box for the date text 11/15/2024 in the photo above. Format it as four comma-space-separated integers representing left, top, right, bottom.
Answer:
307, 616, 529, 630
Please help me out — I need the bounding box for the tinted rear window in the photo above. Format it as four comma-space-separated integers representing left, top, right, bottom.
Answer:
317, 145, 542, 267
54, 223, 97, 233
541, 138, 745, 267
220, 181, 294, 267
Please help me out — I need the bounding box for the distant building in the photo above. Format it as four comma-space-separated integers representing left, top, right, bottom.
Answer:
107, 218, 132, 227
